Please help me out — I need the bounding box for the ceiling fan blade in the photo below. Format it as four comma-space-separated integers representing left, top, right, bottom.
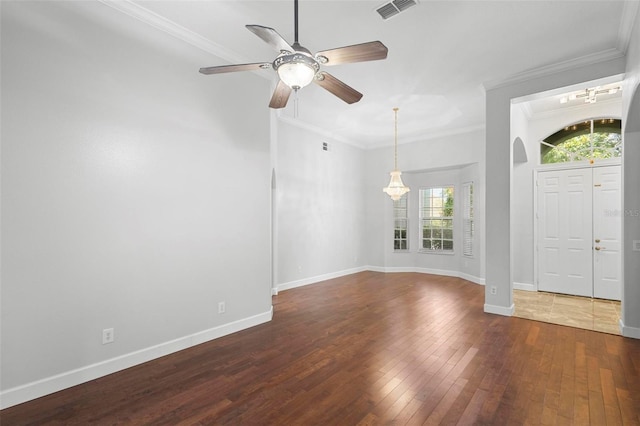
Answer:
199, 62, 271, 75
313, 72, 363, 104
269, 80, 293, 109
315, 41, 388, 65
246, 25, 293, 53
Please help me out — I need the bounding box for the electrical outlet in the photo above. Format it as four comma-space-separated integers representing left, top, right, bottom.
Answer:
218, 301, 226, 314
490, 286, 497, 295
633, 240, 640, 252
102, 328, 114, 345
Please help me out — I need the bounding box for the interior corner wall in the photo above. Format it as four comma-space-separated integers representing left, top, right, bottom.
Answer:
621, 6, 640, 338
365, 128, 485, 282
485, 55, 627, 316
0, 1, 272, 407
510, 104, 533, 288
274, 121, 367, 290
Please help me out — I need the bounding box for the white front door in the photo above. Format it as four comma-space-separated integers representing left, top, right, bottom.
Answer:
593, 166, 622, 300
537, 168, 593, 297
536, 165, 622, 300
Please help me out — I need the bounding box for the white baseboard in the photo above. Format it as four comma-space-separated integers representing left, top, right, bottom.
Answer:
484, 303, 515, 316
361, 266, 485, 286
276, 266, 368, 292
513, 282, 536, 291
0, 307, 273, 410
620, 319, 640, 339
459, 272, 486, 286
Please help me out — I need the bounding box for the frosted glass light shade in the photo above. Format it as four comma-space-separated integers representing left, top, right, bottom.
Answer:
277, 62, 316, 89
383, 170, 410, 201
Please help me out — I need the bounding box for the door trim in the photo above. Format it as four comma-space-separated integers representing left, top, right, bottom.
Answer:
533, 162, 622, 298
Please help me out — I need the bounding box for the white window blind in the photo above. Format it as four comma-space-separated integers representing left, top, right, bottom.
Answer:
463, 182, 474, 257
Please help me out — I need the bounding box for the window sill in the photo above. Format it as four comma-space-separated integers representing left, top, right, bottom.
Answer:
419, 250, 455, 256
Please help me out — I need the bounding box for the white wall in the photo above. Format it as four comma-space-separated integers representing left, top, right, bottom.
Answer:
511, 104, 533, 288
1, 1, 272, 407
365, 129, 485, 282
274, 120, 367, 290
621, 7, 640, 338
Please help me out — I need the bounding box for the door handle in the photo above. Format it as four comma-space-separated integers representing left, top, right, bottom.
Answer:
595, 239, 601, 243
595, 246, 606, 251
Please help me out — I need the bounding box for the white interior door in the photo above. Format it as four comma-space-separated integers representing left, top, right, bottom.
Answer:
536, 165, 622, 300
537, 169, 593, 297
593, 166, 622, 300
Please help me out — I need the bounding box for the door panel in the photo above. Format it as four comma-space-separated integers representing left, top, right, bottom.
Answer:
537, 169, 593, 297
593, 166, 622, 300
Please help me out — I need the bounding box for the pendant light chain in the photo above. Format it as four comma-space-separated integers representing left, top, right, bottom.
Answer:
394, 107, 399, 170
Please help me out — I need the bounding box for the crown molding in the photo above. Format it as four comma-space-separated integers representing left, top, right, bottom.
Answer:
98, 0, 269, 80
276, 113, 367, 150
484, 48, 625, 92
278, 112, 485, 151
520, 102, 534, 120
366, 123, 486, 150
617, 0, 640, 54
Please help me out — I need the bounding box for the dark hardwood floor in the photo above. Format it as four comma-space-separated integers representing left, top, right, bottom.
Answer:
2, 271, 640, 425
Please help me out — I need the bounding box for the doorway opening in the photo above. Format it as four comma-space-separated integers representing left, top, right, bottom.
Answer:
510, 78, 624, 334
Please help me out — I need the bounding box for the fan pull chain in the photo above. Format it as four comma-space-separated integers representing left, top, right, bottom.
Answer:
294, 88, 299, 118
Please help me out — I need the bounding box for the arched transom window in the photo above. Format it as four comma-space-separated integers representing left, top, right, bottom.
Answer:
540, 118, 622, 164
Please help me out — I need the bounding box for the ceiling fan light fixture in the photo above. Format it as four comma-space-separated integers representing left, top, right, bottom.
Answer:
199, 0, 388, 108
274, 52, 319, 90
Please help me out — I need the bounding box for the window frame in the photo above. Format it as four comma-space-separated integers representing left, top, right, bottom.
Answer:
419, 186, 454, 253
393, 196, 409, 251
540, 118, 622, 165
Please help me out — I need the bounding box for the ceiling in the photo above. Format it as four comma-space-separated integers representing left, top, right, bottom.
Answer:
105, 0, 638, 148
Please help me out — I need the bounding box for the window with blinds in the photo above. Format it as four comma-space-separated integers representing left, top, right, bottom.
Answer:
419, 187, 454, 251
393, 196, 408, 250
462, 182, 474, 257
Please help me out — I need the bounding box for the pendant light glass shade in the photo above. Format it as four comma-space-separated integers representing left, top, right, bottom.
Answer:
383, 107, 410, 200
383, 170, 410, 200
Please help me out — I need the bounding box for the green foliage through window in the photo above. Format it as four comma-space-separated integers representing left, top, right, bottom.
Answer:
420, 187, 454, 251
540, 119, 621, 164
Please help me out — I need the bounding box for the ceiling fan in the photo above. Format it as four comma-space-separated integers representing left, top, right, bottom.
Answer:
199, 0, 388, 109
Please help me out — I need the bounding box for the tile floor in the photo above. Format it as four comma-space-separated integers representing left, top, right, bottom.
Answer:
513, 290, 621, 335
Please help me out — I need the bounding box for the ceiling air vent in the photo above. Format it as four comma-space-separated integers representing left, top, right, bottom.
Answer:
376, 0, 418, 20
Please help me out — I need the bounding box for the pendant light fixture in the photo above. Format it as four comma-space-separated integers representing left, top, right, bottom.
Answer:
383, 107, 410, 200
